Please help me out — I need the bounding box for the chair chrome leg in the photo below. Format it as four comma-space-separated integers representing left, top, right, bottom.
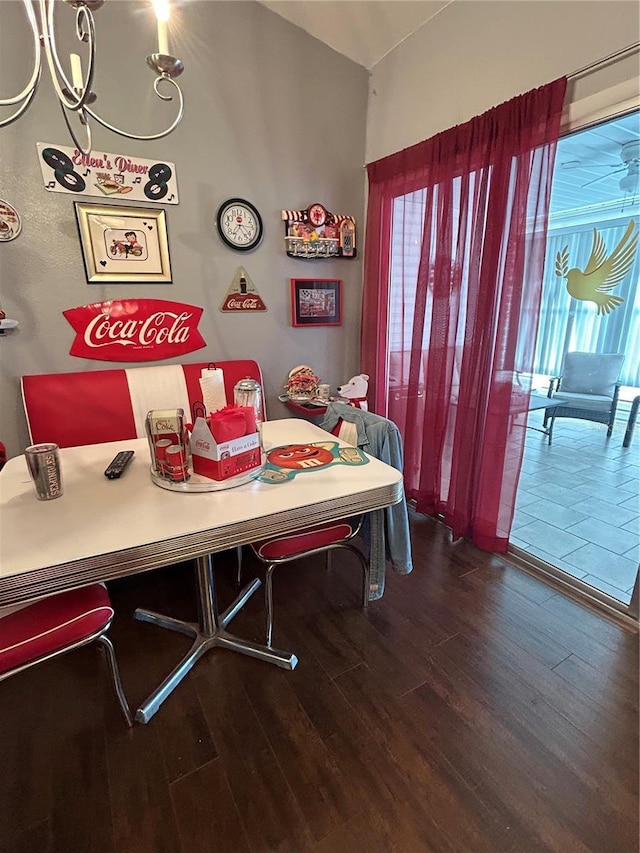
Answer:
265, 564, 276, 648
235, 545, 243, 588
97, 635, 133, 727
359, 549, 371, 608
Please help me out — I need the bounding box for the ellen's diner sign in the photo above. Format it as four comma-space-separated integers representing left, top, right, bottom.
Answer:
64, 299, 206, 362
37, 142, 179, 204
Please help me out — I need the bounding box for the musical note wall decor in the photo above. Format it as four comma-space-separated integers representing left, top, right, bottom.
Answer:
36, 142, 180, 205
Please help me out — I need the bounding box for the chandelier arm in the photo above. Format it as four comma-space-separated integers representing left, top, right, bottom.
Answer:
84, 77, 184, 141
40, 0, 95, 113
1, 0, 185, 153
59, 101, 92, 156
0, 0, 41, 107
0, 69, 42, 127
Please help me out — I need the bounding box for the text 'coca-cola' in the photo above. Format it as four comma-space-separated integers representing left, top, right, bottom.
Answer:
63, 299, 206, 362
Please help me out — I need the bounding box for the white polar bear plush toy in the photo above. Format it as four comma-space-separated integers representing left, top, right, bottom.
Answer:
337, 374, 369, 411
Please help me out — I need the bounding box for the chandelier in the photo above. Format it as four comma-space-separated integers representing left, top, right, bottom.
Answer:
0, 0, 184, 154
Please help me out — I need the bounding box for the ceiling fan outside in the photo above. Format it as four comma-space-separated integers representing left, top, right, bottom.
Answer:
580, 140, 640, 191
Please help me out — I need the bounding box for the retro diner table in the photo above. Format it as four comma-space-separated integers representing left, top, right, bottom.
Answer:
0, 419, 403, 723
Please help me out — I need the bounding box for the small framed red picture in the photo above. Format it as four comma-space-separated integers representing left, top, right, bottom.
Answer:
291, 278, 342, 327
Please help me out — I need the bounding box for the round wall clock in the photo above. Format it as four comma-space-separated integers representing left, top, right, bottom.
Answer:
216, 198, 264, 252
307, 202, 327, 228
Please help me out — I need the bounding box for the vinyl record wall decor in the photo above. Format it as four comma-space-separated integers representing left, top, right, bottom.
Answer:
37, 143, 179, 204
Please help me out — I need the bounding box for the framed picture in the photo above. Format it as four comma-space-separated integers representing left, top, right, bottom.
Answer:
291, 278, 342, 327
74, 203, 172, 283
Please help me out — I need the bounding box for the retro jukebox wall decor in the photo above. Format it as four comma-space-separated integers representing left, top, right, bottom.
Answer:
281, 202, 356, 259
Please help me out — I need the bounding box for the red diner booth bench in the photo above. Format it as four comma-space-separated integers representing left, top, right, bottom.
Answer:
21, 359, 264, 447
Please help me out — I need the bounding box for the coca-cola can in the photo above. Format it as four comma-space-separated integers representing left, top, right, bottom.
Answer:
165, 444, 189, 482
154, 438, 173, 474
24, 443, 63, 500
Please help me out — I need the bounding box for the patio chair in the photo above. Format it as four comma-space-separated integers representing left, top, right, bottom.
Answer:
543, 352, 625, 443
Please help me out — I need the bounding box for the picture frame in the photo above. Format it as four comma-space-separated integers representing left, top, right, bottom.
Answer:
290, 278, 342, 327
74, 202, 172, 283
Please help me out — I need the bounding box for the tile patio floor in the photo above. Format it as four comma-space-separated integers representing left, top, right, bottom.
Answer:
511, 403, 639, 605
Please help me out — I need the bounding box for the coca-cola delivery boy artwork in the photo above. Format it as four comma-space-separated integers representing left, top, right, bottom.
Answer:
63, 299, 206, 362
74, 203, 172, 283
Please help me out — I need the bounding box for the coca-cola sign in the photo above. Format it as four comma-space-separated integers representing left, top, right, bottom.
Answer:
64, 299, 206, 362
220, 267, 267, 312
221, 294, 266, 312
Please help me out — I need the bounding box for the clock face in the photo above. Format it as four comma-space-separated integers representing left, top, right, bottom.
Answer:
216, 198, 263, 251
307, 202, 327, 228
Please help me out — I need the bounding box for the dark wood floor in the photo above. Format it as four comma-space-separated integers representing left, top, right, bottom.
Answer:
2, 512, 638, 853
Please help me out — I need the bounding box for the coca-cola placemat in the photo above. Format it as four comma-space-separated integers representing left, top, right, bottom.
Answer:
63, 298, 206, 362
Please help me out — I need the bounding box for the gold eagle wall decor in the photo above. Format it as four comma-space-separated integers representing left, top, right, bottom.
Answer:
555, 220, 637, 315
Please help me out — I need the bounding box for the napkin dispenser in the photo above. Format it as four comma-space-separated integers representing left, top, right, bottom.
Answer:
145, 408, 189, 479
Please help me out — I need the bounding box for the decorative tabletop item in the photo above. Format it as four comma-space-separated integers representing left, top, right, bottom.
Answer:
337, 373, 369, 410
281, 202, 356, 259
259, 441, 368, 483
284, 364, 320, 401
216, 198, 264, 252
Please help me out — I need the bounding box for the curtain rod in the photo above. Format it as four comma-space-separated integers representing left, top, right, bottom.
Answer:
363, 42, 639, 168
567, 42, 639, 80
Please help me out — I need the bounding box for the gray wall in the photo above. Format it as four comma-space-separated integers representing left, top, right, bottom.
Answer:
0, 1, 368, 458
366, 0, 640, 162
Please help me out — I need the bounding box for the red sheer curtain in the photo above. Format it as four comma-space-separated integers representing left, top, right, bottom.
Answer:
361, 79, 566, 552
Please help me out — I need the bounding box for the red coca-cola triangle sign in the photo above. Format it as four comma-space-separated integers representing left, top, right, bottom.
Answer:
64, 298, 206, 362
220, 267, 267, 312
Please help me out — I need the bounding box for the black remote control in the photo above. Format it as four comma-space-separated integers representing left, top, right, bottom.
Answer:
104, 450, 135, 479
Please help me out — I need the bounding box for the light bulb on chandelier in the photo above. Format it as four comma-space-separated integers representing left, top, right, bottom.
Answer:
0, 0, 184, 155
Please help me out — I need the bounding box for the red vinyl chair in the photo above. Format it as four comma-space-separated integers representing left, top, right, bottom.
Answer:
0, 584, 133, 726
250, 517, 369, 648
249, 416, 369, 648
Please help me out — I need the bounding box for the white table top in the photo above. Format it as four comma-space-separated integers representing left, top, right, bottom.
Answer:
0, 419, 403, 605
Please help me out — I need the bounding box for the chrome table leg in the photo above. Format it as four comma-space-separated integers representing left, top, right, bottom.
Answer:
134, 608, 198, 638
135, 554, 297, 723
